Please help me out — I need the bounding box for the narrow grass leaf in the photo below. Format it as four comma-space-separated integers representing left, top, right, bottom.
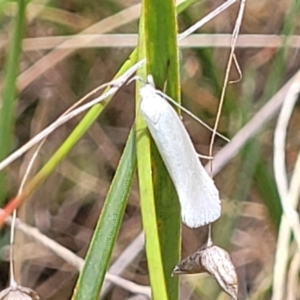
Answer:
136, 0, 181, 299
0, 0, 27, 205
72, 128, 136, 300
135, 10, 169, 299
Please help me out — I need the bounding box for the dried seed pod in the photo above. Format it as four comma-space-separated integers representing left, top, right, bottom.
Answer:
173, 244, 238, 300
172, 246, 206, 275
0, 285, 39, 300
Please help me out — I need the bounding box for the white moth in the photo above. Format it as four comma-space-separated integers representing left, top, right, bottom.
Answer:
139, 79, 221, 228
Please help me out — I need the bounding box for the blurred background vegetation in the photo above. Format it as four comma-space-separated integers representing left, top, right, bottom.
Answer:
0, 0, 299, 299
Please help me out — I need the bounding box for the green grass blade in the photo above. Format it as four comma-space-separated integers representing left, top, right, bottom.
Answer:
135, 101, 169, 299
136, 0, 181, 299
72, 128, 136, 300
0, 0, 27, 204
136, 11, 169, 299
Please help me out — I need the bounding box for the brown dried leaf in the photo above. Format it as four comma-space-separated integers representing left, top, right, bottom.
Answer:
173, 244, 238, 300
0, 285, 39, 300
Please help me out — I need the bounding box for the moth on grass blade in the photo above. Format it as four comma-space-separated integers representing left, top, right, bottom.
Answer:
138, 76, 224, 228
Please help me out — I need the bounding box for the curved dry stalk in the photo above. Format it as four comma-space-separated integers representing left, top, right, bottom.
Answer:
208, 69, 297, 177
272, 70, 300, 300
208, 0, 246, 169
205, 0, 246, 245
4, 138, 46, 297
8, 142, 44, 292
